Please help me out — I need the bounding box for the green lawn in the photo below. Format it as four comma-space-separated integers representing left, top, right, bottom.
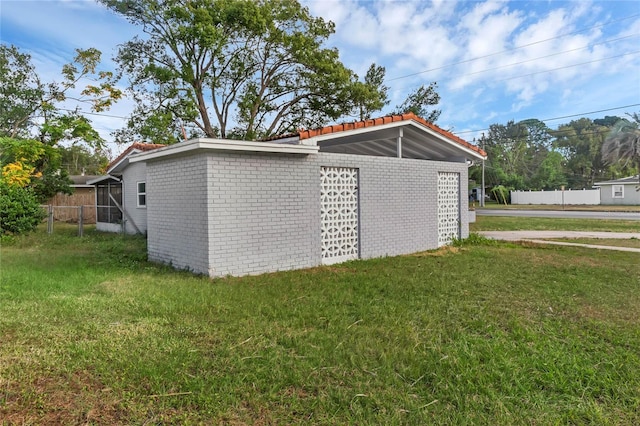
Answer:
471, 216, 640, 232
1, 226, 639, 424
477, 202, 640, 212
546, 238, 640, 249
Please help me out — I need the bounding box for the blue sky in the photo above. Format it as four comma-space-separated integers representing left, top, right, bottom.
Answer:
1, 0, 639, 156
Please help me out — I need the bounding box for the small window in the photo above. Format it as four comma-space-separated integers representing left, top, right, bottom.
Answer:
137, 181, 146, 207
612, 185, 624, 198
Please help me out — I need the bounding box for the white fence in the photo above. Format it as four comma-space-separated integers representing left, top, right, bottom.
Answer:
510, 189, 600, 205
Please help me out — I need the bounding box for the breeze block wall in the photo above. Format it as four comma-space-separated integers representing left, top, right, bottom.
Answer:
144, 150, 468, 277
315, 153, 468, 260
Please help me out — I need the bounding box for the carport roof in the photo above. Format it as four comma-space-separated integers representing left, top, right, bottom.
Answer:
266, 113, 487, 162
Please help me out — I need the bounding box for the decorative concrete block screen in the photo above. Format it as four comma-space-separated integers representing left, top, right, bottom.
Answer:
437, 172, 460, 246
320, 166, 359, 265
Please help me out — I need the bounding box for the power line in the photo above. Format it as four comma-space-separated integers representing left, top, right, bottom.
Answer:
58, 107, 127, 119
495, 50, 640, 83
386, 13, 640, 82
456, 103, 640, 136
452, 34, 639, 80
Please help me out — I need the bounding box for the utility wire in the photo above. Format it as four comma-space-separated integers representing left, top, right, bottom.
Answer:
453, 34, 639, 79
495, 50, 640, 82
386, 13, 640, 82
456, 103, 640, 136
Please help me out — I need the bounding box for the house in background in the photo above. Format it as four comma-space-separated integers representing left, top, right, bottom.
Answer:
594, 175, 640, 205
45, 175, 101, 223
88, 143, 165, 234
119, 113, 486, 277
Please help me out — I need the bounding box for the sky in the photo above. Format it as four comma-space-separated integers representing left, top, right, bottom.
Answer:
1, 0, 639, 157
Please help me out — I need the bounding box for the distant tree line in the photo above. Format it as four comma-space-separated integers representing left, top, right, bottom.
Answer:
469, 114, 640, 196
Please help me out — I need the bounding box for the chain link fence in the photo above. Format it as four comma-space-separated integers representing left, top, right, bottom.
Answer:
41, 205, 95, 236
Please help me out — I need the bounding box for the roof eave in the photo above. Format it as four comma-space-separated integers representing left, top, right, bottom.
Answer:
129, 138, 319, 163
306, 119, 486, 161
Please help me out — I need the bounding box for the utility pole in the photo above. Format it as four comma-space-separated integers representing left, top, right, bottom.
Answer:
481, 133, 486, 207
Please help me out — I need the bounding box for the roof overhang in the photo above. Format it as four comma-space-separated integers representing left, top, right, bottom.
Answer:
306, 120, 486, 163
129, 138, 319, 163
87, 175, 121, 185
107, 149, 143, 175
594, 175, 639, 186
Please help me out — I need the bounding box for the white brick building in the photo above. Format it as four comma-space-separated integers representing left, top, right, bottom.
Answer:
96, 114, 486, 277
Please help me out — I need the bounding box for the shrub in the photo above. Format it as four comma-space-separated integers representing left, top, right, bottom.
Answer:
0, 181, 45, 234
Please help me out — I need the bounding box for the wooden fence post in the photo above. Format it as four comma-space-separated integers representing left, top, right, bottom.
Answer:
78, 205, 84, 237
47, 205, 53, 234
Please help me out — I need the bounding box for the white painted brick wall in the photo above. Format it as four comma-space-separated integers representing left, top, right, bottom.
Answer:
146, 155, 210, 275
145, 150, 469, 277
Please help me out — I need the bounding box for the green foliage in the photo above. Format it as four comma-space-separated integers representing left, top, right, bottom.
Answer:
103, 0, 362, 141
0, 43, 120, 148
394, 82, 441, 123
0, 180, 45, 234
490, 185, 510, 204
0, 137, 72, 202
452, 232, 498, 247
531, 151, 567, 190
471, 114, 640, 194
601, 115, 640, 184
552, 118, 609, 188
59, 144, 109, 175
102, 0, 443, 143
0, 44, 44, 139
351, 63, 389, 120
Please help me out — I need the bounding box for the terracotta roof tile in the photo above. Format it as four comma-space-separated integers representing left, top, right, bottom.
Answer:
266, 113, 486, 158
107, 142, 166, 171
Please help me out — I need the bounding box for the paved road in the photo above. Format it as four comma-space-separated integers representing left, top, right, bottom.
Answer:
477, 209, 640, 220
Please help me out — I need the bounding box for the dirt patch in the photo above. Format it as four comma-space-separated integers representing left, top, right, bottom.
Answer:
0, 370, 128, 425
411, 246, 461, 257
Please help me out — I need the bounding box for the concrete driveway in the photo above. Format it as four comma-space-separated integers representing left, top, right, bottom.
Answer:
479, 230, 640, 253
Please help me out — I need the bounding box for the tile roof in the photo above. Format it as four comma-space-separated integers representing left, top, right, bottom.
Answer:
265, 113, 486, 157
107, 142, 166, 171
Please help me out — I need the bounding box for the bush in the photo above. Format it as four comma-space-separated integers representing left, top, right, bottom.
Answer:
452, 232, 499, 247
0, 181, 45, 234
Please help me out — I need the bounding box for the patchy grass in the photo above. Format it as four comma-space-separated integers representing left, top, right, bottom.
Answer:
1, 226, 639, 424
471, 215, 640, 232
546, 238, 640, 249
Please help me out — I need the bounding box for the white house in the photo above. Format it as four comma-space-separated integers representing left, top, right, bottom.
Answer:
95, 113, 486, 277
88, 143, 165, 234
594, 175, 640, 205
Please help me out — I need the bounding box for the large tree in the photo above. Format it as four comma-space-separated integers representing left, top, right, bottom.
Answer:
103, 0, 376, 142
0, 44, 121, 148
0, 44, 120, 204
601, 113, 640, 185
393, 82, 441, 123
552, 118, 609, 189
352, 63, 389, 121
474, 119, 553, 190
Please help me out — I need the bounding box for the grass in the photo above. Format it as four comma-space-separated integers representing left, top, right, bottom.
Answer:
476, 202, 640, 212
471, 216, 640, 232
547, 238, 640, 249
1, 225, 640, 424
